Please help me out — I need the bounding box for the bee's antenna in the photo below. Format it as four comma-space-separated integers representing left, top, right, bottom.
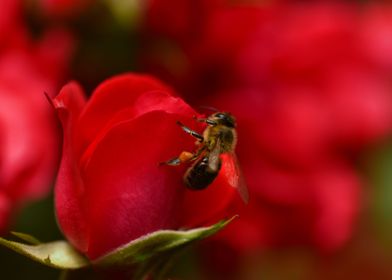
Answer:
198, 105, 219, 113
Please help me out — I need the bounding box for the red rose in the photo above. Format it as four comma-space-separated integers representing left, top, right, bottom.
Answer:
53, 73, 238, 260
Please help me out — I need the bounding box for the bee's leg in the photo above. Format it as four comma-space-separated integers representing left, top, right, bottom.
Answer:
176, 121, 204, 141
189, 146, 206, 161
192, 116, 217, 126
160, 151, 194, 166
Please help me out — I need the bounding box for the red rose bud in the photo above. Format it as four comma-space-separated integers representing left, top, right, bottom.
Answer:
53, 73, 239, 260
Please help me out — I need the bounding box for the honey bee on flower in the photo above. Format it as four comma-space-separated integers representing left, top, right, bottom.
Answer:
162, 111, 249, 204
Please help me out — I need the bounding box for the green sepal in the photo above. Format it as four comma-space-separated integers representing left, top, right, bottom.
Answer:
0, 238, 89, 269
95, 216, 237, 280
0, 216, 235, 278
95, 216, 236, 267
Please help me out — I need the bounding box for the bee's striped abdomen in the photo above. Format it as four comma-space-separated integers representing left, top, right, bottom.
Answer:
184, 156, 222, 190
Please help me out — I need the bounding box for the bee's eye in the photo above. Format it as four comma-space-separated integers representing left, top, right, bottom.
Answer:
213, 112, 236, 127
215, 113, 225, 119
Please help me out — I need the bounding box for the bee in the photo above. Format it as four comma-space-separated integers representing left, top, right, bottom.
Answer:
161, 112, 249, 204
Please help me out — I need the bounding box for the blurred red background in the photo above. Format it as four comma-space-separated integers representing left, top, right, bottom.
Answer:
1, 1, 392, 279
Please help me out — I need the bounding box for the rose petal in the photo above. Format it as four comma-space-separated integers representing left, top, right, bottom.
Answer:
78, 89, 198, 172
180, 158, 239, 228
81, 111, 198, 259
54, 82, 88, 252
76, 73, 176, 155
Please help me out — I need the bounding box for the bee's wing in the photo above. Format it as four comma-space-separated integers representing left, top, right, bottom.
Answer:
208, 139, 249, 204
224, 152, 249, 204
208, 138, 222, 172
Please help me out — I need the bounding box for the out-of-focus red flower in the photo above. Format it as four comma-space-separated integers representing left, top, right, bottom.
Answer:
215, 160, 361, 252
53, 73, 239, 260
360, 4, 392, 70
33, 0, 93, 18
141, 2, 392, 253
0, 0, 32, 53
0, 0, 22, 44
0, 1, 74, 232
0, 49, 65, 232
145, 0, 224, 43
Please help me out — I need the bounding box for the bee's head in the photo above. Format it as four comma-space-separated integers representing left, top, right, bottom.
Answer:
210, 112, 236, 128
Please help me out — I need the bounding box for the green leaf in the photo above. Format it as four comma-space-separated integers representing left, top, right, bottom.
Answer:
0, 238, 89, 269
95, 216, 237, 268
